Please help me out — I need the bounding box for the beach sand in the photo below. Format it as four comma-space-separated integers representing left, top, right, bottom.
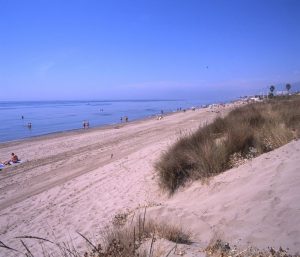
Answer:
0, 103, 299, 256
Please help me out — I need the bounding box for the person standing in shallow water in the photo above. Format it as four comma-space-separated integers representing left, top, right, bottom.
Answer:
82, 121, 90, 129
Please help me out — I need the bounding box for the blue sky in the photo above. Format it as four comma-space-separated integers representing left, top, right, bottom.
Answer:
0, 0, 299, 101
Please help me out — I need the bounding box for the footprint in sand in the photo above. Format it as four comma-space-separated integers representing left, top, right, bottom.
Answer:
271, 196, 281, 206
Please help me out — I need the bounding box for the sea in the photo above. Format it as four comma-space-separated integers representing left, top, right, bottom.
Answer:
0, 98, 235, 143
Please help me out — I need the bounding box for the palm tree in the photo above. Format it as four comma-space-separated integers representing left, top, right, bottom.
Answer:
286, 83, 291, 94
269, 85, 275, 98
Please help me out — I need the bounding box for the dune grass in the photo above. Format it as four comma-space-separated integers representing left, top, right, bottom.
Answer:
155, 95, 300, 193
100, 218, 191, 257
0, 210, 191, 257
205, 239, 300, 257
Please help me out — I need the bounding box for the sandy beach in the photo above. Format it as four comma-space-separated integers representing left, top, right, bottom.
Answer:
0, 103, 299, 256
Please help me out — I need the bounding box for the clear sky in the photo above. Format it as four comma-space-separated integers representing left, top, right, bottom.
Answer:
0, 0, 300, 101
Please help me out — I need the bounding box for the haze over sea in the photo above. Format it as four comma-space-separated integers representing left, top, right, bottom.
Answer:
0, 97, 234, 143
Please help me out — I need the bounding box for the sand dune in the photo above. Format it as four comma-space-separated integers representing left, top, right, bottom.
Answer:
147, 139, 300, 254
0, 103, 299, 256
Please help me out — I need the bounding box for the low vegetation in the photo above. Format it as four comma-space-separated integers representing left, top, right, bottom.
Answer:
206, 239, 300, 257
0, 211, 191, 257
156, 95, 300, 193
98, 218, 191, 257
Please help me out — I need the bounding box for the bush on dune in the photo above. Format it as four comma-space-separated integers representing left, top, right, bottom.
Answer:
155, 95, 300, 193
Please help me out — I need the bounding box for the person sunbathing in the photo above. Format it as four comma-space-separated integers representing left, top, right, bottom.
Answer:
3, 153, 19, 165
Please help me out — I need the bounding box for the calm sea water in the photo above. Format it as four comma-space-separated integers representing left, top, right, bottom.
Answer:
0, 99, 232, 143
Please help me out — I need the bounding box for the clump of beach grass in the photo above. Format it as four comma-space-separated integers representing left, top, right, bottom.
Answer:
102, 209, 191, 256
100, 219, 191, 257
0, 210, 191, 257
155, 95, 300, 193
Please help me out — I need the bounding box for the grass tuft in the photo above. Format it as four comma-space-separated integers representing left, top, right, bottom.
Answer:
156, 95, 300, 193
1, 212, 190, 257
205, 239, 300, 257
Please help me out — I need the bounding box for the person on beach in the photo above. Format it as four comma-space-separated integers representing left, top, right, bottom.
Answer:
3, 153, 19, 165
125, 116, 128, 122
27, 122, 32, 129
83, 121, 90, 129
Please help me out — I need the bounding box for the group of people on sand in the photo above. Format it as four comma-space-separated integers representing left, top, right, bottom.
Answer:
1, 153, 20, 166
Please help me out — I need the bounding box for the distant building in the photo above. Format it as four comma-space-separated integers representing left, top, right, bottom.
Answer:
276, 90, 289, 95
249, 97, 262, 102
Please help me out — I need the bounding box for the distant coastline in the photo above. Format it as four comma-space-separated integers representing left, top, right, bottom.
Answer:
0, 98, 237, 143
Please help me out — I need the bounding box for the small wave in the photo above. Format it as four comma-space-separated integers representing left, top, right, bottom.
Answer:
92, 113, 112, 116
90, 103, 112, 106
0, 107, 17, 110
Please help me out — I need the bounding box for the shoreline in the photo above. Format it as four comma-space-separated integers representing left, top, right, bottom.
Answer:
0, 109, 179, 147
0, 97, 239, 146
0, 103, 234, 204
